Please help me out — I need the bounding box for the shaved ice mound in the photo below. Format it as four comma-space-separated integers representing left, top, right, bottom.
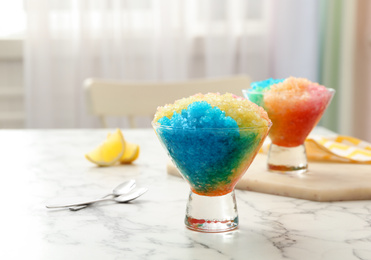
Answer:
153, 93, 271, 196
244, 77, 334, 147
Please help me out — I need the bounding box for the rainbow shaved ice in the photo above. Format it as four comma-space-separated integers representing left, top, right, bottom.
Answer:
153, 93, 271, 196
245, 77, 334, 147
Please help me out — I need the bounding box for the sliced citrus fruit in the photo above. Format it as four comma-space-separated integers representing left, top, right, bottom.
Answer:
85, 129, 126, 166
120, 142, 140, 164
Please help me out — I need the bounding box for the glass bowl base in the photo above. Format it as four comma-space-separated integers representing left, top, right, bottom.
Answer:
185, 190, 238, 233
267, 143, 308, 175
268, 164, 307, 176
185, 217, 238, 233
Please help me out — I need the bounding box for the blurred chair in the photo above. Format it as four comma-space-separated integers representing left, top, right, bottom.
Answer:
84, 75, 252, 128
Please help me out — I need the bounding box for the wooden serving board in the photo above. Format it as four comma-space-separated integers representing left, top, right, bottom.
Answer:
167, 154, 371, 202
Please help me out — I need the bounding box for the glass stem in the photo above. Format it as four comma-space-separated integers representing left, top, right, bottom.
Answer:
185, 190, 238, 232
267, 143, 308, 174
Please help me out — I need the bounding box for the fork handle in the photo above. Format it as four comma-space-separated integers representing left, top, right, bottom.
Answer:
68, 194, 113, 211
46, 195, 115, 209
69, 205, 89, 211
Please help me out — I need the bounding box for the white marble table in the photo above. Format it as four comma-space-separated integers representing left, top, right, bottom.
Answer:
1, 129, 371, 260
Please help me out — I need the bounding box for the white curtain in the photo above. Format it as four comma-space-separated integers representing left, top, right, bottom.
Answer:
25, 0, 320, 128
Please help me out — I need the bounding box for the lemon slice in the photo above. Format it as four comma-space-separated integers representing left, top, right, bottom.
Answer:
120, 142, 140, 164
85, 129, 126, 166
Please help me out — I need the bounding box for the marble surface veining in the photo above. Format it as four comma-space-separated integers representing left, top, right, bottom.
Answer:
1, 129, 371, 260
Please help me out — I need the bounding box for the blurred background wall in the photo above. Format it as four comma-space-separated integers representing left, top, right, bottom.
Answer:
0, 0, 370, 142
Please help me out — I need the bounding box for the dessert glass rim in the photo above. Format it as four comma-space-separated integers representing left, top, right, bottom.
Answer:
151, 121, 272, 131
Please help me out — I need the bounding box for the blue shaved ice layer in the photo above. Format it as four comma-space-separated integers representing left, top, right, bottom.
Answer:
250, 78, 284, 92
158, 101, 238, 129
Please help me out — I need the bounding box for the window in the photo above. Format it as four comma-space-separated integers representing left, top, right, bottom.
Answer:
0, 1, 25, 39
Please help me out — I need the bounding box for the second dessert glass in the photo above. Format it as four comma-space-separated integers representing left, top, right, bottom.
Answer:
153, 123, 271, 232
243, 87, 334, 175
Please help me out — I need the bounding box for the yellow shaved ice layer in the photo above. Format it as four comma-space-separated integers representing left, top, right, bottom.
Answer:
153, 93, 271, 128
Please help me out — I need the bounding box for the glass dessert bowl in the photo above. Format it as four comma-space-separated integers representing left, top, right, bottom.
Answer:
243, 77, 335, 175
152, 93, 271, 232
153, 123, 270, 232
